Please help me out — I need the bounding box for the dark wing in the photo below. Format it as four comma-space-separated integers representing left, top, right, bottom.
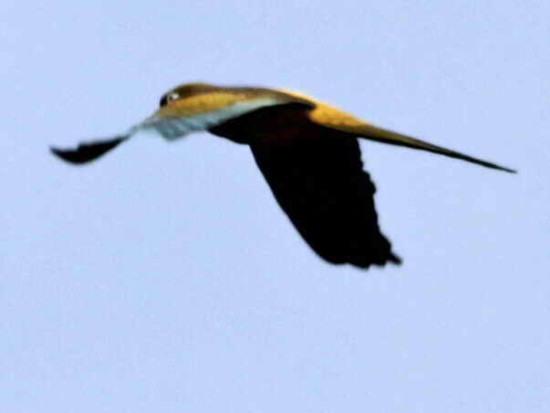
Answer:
230, 106, 402, 269
50, 136, 127, 164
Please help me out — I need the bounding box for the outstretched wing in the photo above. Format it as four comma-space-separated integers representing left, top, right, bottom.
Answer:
278, 89, 516, 173
51, 90, 314, 165
226, 106, 402, 268
50, 136, 128, 164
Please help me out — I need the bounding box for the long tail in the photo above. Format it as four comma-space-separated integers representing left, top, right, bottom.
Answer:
50, 136, 129, 165
352, 124, 517, 173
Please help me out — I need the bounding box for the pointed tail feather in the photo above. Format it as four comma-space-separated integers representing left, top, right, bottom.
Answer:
50, 136, 128, 165
355, 124, 516, 173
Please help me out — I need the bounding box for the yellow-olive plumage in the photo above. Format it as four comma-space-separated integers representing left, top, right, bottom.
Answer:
51, 82, 515, 269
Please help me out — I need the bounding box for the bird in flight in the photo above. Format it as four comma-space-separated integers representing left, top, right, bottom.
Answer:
51, 82, 515, 269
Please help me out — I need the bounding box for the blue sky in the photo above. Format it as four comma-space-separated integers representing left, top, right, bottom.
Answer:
1, 1, 549, 412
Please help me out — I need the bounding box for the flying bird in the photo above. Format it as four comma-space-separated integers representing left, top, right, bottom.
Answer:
51, 82, 515, 269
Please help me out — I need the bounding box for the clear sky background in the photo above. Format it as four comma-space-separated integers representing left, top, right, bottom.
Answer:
1, 1, 549, 412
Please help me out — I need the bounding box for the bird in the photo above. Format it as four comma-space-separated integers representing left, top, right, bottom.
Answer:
51, 82, 515, 269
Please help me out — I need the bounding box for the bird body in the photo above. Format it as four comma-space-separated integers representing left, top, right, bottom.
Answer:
51, 82, 515, 269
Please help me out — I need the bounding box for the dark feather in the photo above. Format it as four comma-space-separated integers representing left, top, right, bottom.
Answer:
213, 105, 401, 268
50, 136, 127, 165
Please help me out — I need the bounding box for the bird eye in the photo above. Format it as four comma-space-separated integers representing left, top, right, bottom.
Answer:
159, 92, 180, 107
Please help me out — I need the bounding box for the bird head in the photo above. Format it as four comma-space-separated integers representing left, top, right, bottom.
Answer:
158, 82, 218, 108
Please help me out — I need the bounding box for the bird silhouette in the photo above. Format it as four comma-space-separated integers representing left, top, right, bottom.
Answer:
51, 82, 515, 269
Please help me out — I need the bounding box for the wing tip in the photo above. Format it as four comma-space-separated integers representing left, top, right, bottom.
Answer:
369, 251, 403, 268
50, 145, 88, 165
328, 249, 403, 270
50, 136, 127, 165
388, 252, 403, 266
